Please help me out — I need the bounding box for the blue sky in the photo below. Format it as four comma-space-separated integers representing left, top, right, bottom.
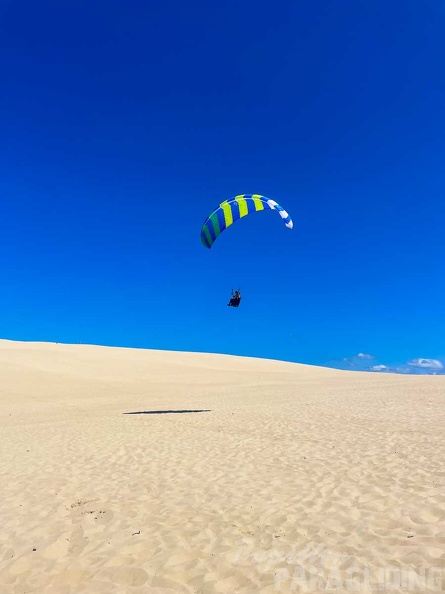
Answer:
1, 0, 444, 372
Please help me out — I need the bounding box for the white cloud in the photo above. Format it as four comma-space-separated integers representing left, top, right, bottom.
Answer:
338, 355, 444, 375
407, 358, 444, 370
368, 359, 445, 375
370, 364, 389, 372
341, 353, 375, 366
393, 367, 412, 374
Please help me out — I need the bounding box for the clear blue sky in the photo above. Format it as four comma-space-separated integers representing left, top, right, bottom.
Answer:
1, 0, 444, 372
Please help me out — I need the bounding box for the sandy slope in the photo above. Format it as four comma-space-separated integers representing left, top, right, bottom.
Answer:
0, 340, 444, 593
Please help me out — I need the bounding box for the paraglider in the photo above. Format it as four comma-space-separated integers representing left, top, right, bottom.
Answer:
228, 289, 241, 308
200, 194, 293, 307
200, 194, 293, 249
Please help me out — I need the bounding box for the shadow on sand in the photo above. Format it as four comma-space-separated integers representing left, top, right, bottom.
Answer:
123, 409, 211, 415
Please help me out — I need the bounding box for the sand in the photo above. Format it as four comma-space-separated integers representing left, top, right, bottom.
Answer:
0, 339, 444, 593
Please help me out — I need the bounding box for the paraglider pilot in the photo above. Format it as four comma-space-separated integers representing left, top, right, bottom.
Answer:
228, 289, 241, 307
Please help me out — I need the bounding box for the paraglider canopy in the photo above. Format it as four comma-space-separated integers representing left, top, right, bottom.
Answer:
200, 194, 293, 249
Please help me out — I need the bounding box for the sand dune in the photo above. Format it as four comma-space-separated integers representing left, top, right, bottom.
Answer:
0, 339, 444, 593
